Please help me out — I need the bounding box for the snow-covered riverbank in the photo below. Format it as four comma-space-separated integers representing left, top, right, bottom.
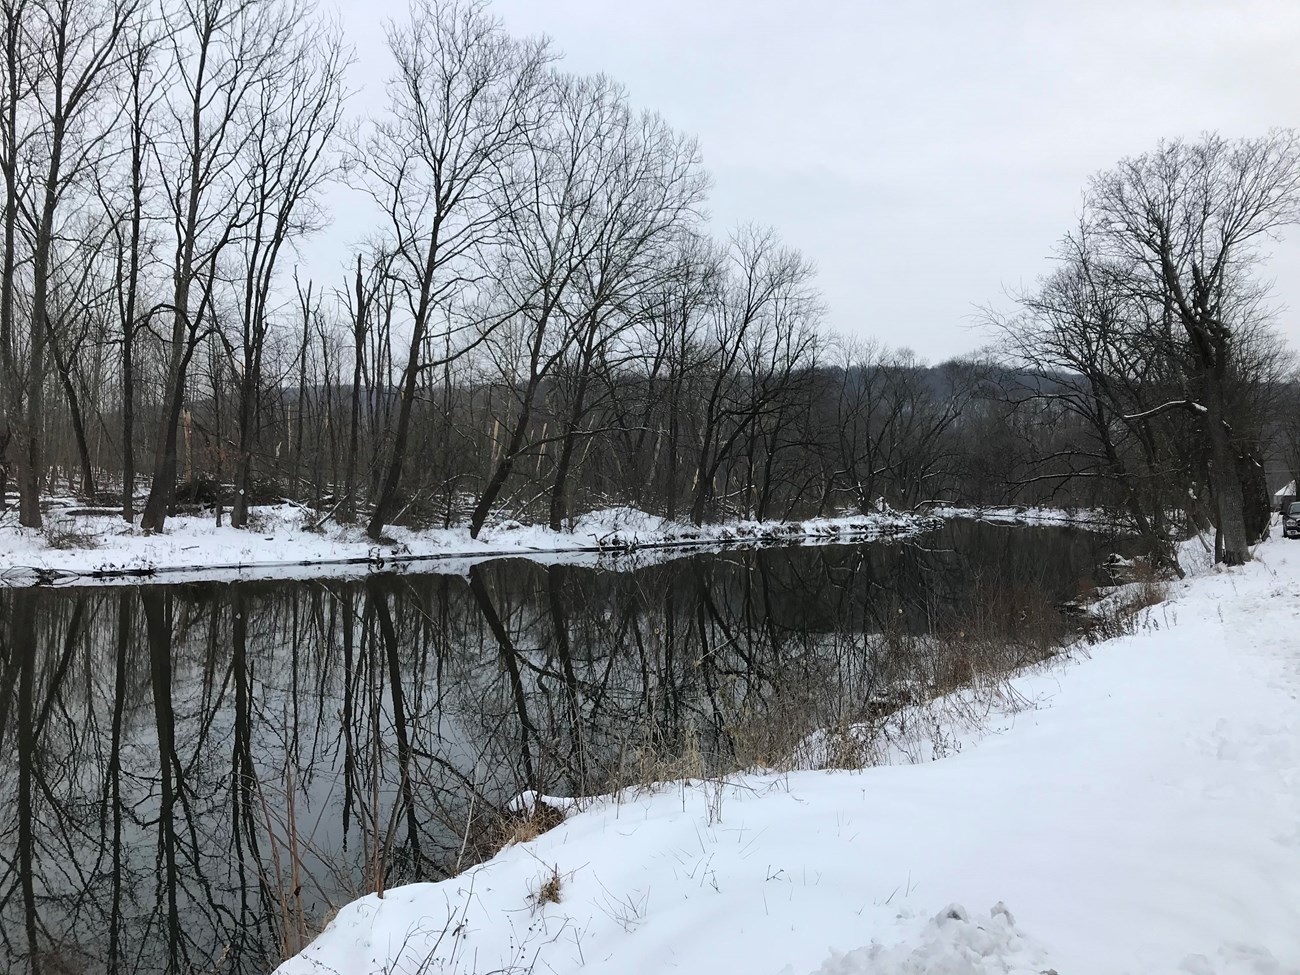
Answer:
277, 535, 1300, 975
928, 503, 1124, 531
0, 504, 948, 586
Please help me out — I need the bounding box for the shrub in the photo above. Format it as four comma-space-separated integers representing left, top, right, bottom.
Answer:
42, 514, 98, 550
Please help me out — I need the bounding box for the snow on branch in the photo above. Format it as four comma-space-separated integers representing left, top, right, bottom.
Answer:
1123, 399, 1207, 422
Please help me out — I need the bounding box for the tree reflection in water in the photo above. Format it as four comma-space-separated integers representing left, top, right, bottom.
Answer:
0, 522, 1130, 974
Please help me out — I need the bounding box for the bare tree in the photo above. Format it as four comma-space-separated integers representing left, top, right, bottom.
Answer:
140, 0, 304, 532
0, 1, 33, 522
226, 15, 347, 528
337, 251, 390, 522
628, 233, 720, 519
44, 219, 119, 498
360, 0, 551, 540
103, 12, 164, 521
0, 0, 139, 526
993, 228, 1197, 567
735, 279, 821, 520
688, 226, 817, 526
468, 71, 706, 536
1087, 131, 1300, 564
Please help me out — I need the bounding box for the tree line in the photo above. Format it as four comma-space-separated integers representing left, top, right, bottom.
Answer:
1, 0, 1297, 566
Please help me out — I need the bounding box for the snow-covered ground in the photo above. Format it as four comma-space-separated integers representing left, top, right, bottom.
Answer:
0, 504, 941, 586
0, 498, 1124, 588
277, 535, 1300, 975
929, 503, 1121, 530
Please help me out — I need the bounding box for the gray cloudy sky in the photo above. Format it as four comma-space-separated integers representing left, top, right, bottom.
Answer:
320, 0, 1300, 361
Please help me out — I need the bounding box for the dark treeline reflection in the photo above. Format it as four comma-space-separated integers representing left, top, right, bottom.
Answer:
0, 522, 1128, 974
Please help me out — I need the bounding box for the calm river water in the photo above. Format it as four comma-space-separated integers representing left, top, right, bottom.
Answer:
0, 520, 1134, 974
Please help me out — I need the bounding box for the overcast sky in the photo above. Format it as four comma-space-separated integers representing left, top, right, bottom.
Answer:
318, 0, 1300, 362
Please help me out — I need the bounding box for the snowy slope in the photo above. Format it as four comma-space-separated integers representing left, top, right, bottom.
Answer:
276, 537, 1300, 975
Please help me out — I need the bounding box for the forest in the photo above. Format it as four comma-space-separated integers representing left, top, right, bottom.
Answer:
2, 0, 1299, 568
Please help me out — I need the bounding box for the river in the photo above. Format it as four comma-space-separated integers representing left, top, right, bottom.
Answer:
0, 520, 1135, 974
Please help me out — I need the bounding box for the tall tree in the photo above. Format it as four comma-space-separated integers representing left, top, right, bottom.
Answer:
0, 0, 138, 526
1087, 131, 1300, 564
469, 71, 705, 537
104, 14, 163, 522
338, 251, 390, 523
688, 226, 816, 526
360, 0, 551, 540
227, 16, 347, 528
140, 0, 304, 532
630, 234, 719, 520
995, 228, 1198, 568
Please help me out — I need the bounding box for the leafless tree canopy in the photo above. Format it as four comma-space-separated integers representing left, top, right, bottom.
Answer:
0, 0, 1297, 566
994, 133, 1300, 565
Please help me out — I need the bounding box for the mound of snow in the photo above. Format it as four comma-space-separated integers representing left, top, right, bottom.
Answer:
570, 506, 680, 543
800, 903, 1049, 975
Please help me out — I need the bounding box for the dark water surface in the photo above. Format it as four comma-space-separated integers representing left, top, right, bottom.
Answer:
0, 521, 1133, 974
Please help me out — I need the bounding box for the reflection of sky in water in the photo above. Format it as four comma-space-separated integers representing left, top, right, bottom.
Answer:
0, 522, 1134, 975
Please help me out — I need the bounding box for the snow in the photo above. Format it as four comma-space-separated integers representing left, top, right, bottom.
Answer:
276, 533, 1300, 975
930, 503, 1120, 530
0, 497, 1134, 589
0, 503, 940, 587
801, 903, 1049, 975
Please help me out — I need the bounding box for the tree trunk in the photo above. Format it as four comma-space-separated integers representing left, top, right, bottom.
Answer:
121, 327, 135, 520
756, 429, 778, 521
120, 100, 143, 524
1239, 447, 1270, 545
689, 411, 719, 527
0, 11, 39, 528
689, 467, 710, 527
1205, 385, 1250, 565
470, 384, 539, 539
141, 347, 189, 532
292, 283, 312, 491
53, 359, 94, 498
344, 336, 362, 522
548, 375, 591, 532
665, 379, 680, 521
231, 370, 257, 528
10, 437, 41, 527
366, 330, 423, 540
548, 429, 579, 532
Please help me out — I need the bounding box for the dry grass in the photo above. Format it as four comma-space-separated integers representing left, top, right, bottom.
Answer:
251, 765, 375, 967
1084, 561, 1170, 642
612, 723, 709, 792
587, 570, 1171, 784
41, 514, 99, 550
528, 865, 565, 911
490, 800, 567, 854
